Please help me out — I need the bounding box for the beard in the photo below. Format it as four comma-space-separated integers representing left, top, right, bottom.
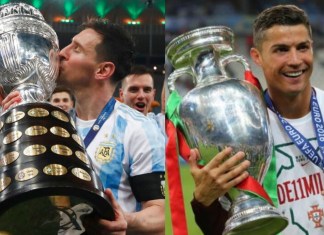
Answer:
56, 72, 70, 88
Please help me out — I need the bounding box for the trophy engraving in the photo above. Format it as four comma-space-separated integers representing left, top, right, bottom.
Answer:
43, 164, 68, 176
5, 111, 25, 123
0, 177, 11, 192
50, 126, 70, 138
72, 168, 92, 181
27, 108, 50, 117
0, 3, 115, 234
15, 167, 38, 181
75, 151, 90, 165
3, 130, 22, 144
51, 144, 73, 156
51, 110, 70, 122
72, 134, 83, 147
25, 126, 48, 136
0, 152, 19, 167
23, 144, 47, 156
166, 26, 288, 235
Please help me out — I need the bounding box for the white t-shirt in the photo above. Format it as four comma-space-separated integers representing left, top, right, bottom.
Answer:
268, 87, 324, 234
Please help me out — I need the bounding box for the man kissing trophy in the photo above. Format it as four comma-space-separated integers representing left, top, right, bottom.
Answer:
0, 3, 114, 234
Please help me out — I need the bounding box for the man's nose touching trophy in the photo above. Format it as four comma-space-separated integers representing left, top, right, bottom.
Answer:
0, 3, 114, 234
166, 26, 288, 235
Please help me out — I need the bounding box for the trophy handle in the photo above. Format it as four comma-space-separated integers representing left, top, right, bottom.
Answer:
219, 54, 251, 77
167, 67, 195, 93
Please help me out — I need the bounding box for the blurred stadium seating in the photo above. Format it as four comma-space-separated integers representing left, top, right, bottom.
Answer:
166, 0, 324, 89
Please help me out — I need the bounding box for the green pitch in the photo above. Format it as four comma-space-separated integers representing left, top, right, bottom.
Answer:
165, 163, 204, 235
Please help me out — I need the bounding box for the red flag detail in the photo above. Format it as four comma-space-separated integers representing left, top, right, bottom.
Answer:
236, 176, 274, 205
244, 71, 262, 91
166, 119, 189, 235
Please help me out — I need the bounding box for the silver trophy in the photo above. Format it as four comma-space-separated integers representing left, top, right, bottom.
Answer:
166, 26, 288, 235
0, 2, 58, 102
0, 3, 114, 234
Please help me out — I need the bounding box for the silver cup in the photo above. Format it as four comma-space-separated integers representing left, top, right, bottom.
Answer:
166, 26, 288, 235
0, 2, 59, 102
0, 3, 114, 234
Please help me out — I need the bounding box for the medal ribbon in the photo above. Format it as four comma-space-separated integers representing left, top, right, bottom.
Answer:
233, 72, 274, 205
83, 97, 116, 148
264, 89, 324, 170
165, 91, 190, 235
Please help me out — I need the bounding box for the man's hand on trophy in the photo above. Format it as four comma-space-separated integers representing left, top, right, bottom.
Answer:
81, 188, 127, 235
188, 147, 250, 207
1, 90, 22, 112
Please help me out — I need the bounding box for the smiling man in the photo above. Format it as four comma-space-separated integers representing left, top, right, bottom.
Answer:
119, 65, 156, 116
49, 86, 75, 112
189, 5, 324, 235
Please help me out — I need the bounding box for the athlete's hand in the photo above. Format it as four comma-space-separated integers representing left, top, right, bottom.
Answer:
189, 147, 250, 206
1, 91, 22, 112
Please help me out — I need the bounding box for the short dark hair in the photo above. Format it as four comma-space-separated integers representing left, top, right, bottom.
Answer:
121, 65, 154, 89
130, 65, 154, 77
253, 5, 312, 49
80, 18, 135, 84
50, 85, 75, 104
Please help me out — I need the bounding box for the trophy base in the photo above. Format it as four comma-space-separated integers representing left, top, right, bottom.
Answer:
0, 193, 110, 235
223, 195, 288, 235
0, 103, 115, 234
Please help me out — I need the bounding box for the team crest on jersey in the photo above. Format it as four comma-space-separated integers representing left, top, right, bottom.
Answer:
308, 204, 324, 228
95, 142, 115, 164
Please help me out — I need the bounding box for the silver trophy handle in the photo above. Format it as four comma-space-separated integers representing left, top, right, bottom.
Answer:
219, 54, 252, 77
167, 66, 195, 93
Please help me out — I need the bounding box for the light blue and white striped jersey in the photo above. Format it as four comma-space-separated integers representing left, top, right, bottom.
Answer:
76, 101, 165, 212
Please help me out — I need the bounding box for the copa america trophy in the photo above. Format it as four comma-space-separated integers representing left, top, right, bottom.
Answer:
166, 26, 288, 235
0, 3, 114, 234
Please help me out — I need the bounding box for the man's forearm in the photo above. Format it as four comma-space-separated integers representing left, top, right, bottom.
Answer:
191, 197, 229, 235
125, 199, 164, 235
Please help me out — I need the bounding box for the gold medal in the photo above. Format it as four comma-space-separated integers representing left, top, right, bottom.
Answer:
43, 164, 67, 176
75, 151, 90, 164
71, 168, 91, 181
27, 108, 49, 117
0, 176, 11, 192
3, 130, 22, 144
25, 126, 48, 136
51, 144, 72, 156
51, 110, 69, 122
0, 151, 19, 167
5, 111, 25, 123
72, 134, 83, 146
23, 144, 47, 156
15, 167, 38, 181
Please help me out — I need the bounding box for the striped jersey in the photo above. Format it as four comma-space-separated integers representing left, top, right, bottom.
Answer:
76, 101, 165, 212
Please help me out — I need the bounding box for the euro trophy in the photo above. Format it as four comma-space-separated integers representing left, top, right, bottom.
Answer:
0, 3, 114, 234
166, 26, 288, 235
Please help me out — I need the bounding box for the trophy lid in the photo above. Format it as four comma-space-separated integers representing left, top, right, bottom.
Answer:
0, 2, 44, 21
166, 26, 234, 69
0, 2, 59, 103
